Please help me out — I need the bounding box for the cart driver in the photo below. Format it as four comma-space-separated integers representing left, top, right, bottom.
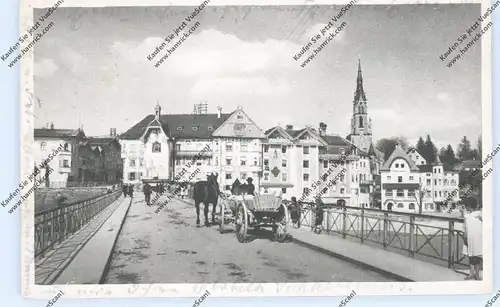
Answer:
246, 177, 255, 196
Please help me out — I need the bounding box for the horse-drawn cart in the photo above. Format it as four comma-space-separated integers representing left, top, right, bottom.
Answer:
218, 192, 289, 243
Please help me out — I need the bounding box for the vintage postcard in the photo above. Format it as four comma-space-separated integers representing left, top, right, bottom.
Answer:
17, 0, 493, 299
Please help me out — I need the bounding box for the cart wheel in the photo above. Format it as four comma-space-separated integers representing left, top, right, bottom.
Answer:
274, 203, 289, 242
219, 202, 225, 234
235, 202, 248, 243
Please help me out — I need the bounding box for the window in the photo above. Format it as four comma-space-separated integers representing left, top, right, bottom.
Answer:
427, 179, 431, 185
400, 163, 405, 168
323, 160, 328, 168
226, 144, 233, 152
225, 185, 231, 190
237, 115, 244, 120
434, 191, 437, 197
129, 159, 136, 167
241, 173, 247, 180
282, 188, 287, 194
385, 190, 393, 196
340, 148, 346, 155
426, 191, 432, 197
409, 203, 415, 210
397, 203, 404, 208
241, 143, 248, 152
176, 126, 183, 131
253, 157, 258, 166
387, 176, 391, 180
215, 157, 219, 166
264, 173, 269, 180
359, 117, 364, 128
303, 160, 309, 168
192, 125, 198, 131
226, 173, 232, 180
409, 176, 414, 181
397, 189, 404, 197
408, 189, 415, 197
240, 158, 246, 166
40, 142, 47, 151
438, 179, 442, 185
176, 159, 181, 166
282, 159, 287, 167
264, 159, 269, 171
434, 179, 437, 185
63, 143, 69, 151
434, 168, 437, 174
128, 172, 136, 180
282, 146, 287, 154
152, 142, 161, 153
226, 157, 232, 165
303, 146, 310, 154
451, 179, 456, 185
263, 145, 269, 153
395, 163, 399, 168
282, 172, 288, 182
196, 161, 202, 166
208, 125, 213, 130
339, 174, 345, 183
175, 144, 181, 151
444, 179, 449, 185
340, 188, 345, 194
62, 160, 69, 167
303, 174, 309, 181
439, 191, 442, 197
398, 176, 403, 183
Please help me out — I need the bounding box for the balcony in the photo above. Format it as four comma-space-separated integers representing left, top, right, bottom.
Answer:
175, 149, 213, 158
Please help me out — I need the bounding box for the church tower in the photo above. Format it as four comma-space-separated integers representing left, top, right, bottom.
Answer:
349, 59, 372, 152
154, 101, 161, 120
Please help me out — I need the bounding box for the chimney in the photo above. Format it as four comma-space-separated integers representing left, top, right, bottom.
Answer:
285, 125, 293, 130
217, 106, 222, 119
50, 122, 54, 130
319, 122, 327, 135
110, 128, 117, 136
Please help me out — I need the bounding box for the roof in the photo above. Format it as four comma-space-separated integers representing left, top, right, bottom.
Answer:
87, 137, 119, 146
454, 160, 482, 170
34, 128, 84, 139
417, 165, 433, 172
380, 145, 419, 172
120, 113, 233, 140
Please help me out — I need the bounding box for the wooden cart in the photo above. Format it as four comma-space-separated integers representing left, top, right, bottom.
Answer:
219, 191, 289, 243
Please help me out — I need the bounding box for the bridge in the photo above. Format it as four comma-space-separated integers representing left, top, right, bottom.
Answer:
34, 188, 467, 285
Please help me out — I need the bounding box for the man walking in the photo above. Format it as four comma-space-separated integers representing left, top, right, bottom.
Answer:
462, 197, 482, 280
143, 183, 152, 206
128, 183, 134, 198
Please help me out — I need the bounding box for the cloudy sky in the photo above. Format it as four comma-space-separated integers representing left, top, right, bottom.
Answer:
34, 4, 482, 149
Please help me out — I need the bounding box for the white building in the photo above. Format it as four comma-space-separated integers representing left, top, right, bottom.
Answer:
119, 103, 265, 189
34, 125, 77, 188
380, 144, 459, 213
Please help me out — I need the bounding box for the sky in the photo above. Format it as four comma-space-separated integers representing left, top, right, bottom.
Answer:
33, 4, 482, 150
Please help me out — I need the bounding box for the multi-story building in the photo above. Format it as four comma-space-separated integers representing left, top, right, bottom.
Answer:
119, 103, 266, 189
34, 124, 79, 188
87, 128, 122, 183
381, 144, 459, 213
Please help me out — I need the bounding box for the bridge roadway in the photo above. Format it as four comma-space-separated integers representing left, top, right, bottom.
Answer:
103, 195, 395, 284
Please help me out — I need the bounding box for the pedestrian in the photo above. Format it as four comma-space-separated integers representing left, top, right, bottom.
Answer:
289, 196, 301, 228
122, 184, 128, 198
462, 197, 483, 280
246, 177, 255, 196
56, 191, 68, 208
143, 183, 152, 206
313, 197, 325, 234
128, 183, 134, 198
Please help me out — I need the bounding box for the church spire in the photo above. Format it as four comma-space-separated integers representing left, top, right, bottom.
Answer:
354, 59, 367, 103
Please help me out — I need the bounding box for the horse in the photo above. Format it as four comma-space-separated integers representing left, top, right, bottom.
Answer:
193, 173, 220, 227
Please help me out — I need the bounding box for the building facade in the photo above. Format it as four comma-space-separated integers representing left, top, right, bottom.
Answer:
87, 128, 123, 183
34, 125, 79, 188
381, 144, 459, 213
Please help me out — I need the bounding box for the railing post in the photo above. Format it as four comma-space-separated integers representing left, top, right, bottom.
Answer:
342, 204, 347, 239
448, 220, 454, 269
325, 208, 330, 233
383, 212, 388, 249
309, 204, 313, 231
360, 207, 364, 244
409, 215, 415, 258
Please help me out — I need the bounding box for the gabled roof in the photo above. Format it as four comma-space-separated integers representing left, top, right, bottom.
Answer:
265, 126, 294, 141
120, 113, 234, 140
380, 145, 419, 172
34, 128, 85, 139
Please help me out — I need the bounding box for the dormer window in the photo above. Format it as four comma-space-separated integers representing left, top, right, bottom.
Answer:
237, 115, 244, 120
177, 126, 183, 131
192, 125, 198, 131
152, 142, 161, 153
208, 125, 213, 131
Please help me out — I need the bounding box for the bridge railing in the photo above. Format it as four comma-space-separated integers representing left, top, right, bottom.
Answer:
283, 200, 467, 269
34, 190, 121, 259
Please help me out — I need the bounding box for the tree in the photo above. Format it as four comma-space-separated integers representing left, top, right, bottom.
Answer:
413, 181, 430, 215
422, 134, 438, 164
376, 136, 409, 161
476, 136, 482, 159
416, 137, 426, 156
456, 136, 473, 161
439, 144, 457, 165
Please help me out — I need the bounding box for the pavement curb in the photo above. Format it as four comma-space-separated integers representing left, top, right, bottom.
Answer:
99, 196, 133, 284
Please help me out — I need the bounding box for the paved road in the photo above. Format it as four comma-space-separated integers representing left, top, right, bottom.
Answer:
103, 195, 395, 284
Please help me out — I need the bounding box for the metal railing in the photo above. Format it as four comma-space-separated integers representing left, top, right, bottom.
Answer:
34, 190, 121, 259
284, 200, 467, 269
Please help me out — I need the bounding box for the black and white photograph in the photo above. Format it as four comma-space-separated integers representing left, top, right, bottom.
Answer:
19, 0, 494, 298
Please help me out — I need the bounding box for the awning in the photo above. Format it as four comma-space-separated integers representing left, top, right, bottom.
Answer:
382, 183, 420, 190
